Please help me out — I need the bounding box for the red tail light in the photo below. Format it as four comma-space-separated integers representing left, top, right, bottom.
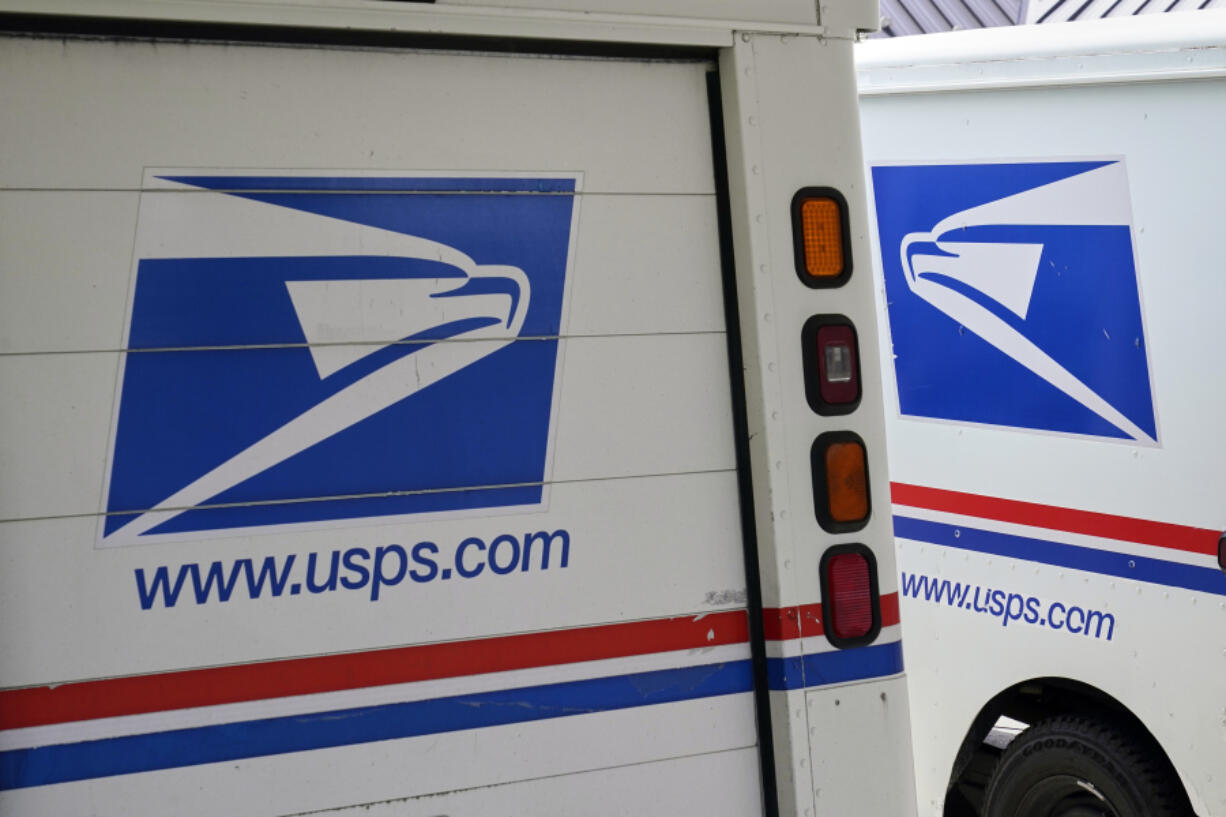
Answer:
827, 554, 872, 639
820, 545, 880, 647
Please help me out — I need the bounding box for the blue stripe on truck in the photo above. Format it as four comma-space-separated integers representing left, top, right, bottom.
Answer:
0, 660, 752, 790
766, 641, 905, 691
895, 515, 1226, 596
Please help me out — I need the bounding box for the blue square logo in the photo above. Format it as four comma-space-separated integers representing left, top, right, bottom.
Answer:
871, 160, 1156, 443
102, 173, 579, 545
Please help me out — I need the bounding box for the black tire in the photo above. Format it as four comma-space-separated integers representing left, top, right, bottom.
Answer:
981, 715, 1188, 817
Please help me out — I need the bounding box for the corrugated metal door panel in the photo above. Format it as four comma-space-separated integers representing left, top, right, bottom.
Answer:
0, 33, 764, 817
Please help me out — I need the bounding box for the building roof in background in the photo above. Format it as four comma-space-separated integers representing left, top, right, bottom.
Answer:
1028, 0, 1221, 25
876, 0, 1223, 36
878, 0, 1017, 36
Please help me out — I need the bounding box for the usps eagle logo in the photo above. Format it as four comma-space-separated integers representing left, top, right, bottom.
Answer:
871, 160, 1157, 443
101, 173, 578, 545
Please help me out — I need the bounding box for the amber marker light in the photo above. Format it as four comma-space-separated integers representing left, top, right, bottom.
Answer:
800, 199, 843, 275
826, 442, 868, 522
792, 187, 852, 287
811, 431, 870, 533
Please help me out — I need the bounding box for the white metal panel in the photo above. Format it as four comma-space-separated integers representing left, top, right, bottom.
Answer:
0, 475, 750, 684
0, 192, 725, 354
737, 35, 900, 611
860, 28, 1226, 817
808, 676, 914, 815
549, 333, 735, 482
0, 0, 828, 47
439, 0, 818, 26
0, 36, 715, 194
0, 193, 139, 355
0, 418, 746, 685
563, 194, 727, 338
820, 0, 885, 36
0, 29, 762, 814
0, 333, 733, 523
0, 354, 120, 524
861, 80, 1226, 530
895, 534, 1226, 817
303, 747, 765, 817
857, 11, 1226, 92
0, 695, 759, 817
720, 32, 916, 817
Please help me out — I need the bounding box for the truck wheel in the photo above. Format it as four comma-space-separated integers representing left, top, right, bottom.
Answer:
981, 715, 1186, 817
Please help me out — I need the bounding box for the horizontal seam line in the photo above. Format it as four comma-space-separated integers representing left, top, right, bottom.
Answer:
1, 468, 738, 526
0, 330, 728, 357
277, 745, 758, 817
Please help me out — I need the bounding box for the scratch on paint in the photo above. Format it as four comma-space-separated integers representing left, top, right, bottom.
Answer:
298, 712, 366, 724
631, 662, 725, 697
703, 589, 748, 606
455, 698, 596, 716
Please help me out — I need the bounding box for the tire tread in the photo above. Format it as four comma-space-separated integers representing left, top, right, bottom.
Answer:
981, 714, 1189, 817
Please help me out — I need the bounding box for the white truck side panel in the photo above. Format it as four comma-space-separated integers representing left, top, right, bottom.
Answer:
0, 1, 917, 811
859, 18, 1226, 817
0, 334, 737, 523
438, 0, 819, 25
0, 33, 761, 814
0, 702, 759, 817
0, 37, 716, 193
721, 33, 917, 817
0, 0, 880, 45
0, 192, 727, 355
863, 74, 1226, 526
0, 472, 749, 682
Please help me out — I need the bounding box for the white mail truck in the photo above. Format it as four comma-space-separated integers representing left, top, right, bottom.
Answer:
0, 2, 915, 815
858, 13, 1226, 817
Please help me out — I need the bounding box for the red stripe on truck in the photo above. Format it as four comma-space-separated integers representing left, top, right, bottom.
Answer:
762, 603, 823, 640
0, 610, 749, 730
892, 482, 1219, 556
762, 593, 899, 641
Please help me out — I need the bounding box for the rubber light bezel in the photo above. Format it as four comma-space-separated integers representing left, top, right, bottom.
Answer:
820, 544, 881, 648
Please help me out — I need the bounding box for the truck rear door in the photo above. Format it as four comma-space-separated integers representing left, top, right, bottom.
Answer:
0, 32, 763, 815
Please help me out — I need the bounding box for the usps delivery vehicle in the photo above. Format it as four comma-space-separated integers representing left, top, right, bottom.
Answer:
0, 2, 916, 815
858, 13, 1226, 817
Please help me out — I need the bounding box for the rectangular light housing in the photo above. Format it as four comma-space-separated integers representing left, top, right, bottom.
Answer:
811, 431, 871, 533
801, 315, 862, 416
792, 187, 852, 287
820, 545, 881, 648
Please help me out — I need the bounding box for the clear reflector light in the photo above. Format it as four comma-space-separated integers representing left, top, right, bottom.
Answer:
803, 317, 862, 414
824, 343, 853, 383
815, 323, 859, 406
